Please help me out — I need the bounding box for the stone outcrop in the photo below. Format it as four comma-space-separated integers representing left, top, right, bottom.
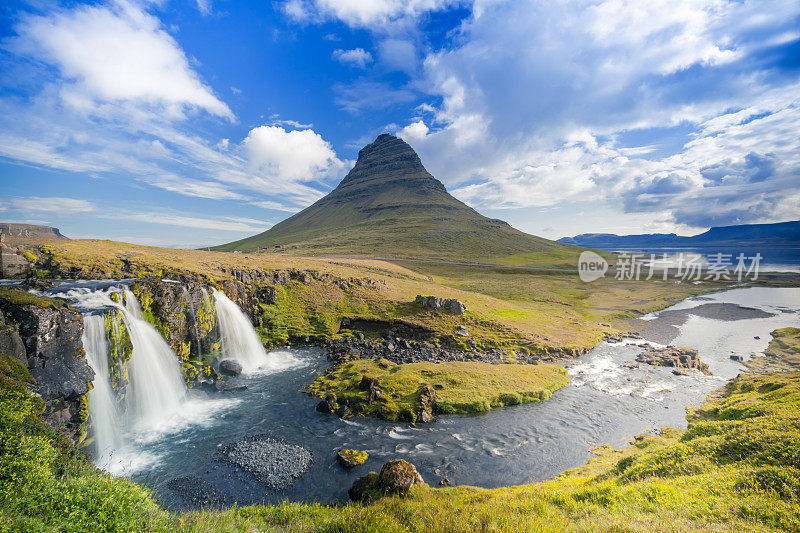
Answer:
0, 289, 93, 440
415, 295, 466, 315
348, 459, 426, 501
637, 346, 711, 375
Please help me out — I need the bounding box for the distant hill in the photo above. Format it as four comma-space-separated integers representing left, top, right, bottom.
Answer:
559, 221, 800, 249
217, 134, 576, 263
0, 223, 68, 242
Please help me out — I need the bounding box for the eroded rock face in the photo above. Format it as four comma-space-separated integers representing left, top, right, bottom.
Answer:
0, 292, 93, 438
348, 459, 426, 501
415, 295, 466, 315
637, 346, 711, 375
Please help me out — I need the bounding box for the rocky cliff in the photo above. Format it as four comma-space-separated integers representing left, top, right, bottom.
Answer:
0, 288, 93, 441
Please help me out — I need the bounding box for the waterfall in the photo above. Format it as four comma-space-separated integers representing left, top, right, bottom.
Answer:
82, 314, 122, 465
117, 290, 186, 429
212, 288, 306, 374
212, 289, 270, 374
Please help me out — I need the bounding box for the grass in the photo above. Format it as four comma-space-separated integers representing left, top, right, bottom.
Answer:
305, 359, 570, 421
746, 327, 800, 373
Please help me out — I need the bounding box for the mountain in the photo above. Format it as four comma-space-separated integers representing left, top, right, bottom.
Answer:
559, 221, 800, 249
217, 134, 574, 262
0, 223, 68, 242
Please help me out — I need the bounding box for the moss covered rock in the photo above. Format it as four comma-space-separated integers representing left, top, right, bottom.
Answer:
337, 449, 368, 468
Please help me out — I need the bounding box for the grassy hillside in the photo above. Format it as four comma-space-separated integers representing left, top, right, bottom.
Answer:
215, 134, 582, 266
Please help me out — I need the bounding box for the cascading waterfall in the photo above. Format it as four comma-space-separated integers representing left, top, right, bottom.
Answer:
212, 288, 306, 374
117, 290, 186, 429
82, 314, 123, 465
212, 288, 270, 373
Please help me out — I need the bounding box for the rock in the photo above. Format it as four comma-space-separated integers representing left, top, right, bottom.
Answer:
348, 459, 426, 501
337, 449, 368, 468
379, 460, 426, 495
0, 290, 94, 438
416, 383, 437, 423
455, 325, 470, 337
348, 472, 379, 501
359, 375, 380, 391
166, 476, 225, 508
672, 369, 687, 376
339, 281, 350, 291
336, 404, 351, 418
415, 295, 466, 315
637, 346, 711, 375
219, 359, 243, 376
216, 434, 313, 490
730, 355, 744, 362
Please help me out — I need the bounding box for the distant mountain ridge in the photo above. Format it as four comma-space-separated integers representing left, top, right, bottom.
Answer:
0, 223, 68, 241
559, 221, 800, 249
216, 134, 574, 262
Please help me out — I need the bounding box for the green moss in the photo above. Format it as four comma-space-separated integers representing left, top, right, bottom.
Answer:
0, 287, 66, 310
306, 359, 569, 419
104, 310, 132, 402
22, 251, 38, 263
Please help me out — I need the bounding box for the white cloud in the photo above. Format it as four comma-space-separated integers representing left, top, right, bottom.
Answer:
0, 2, 347, 212
284, 0, 457, 27
14, 1, 232, 120
196, 0, 212, 16
332, 48, 374, 68
244, 126, 347, 183
112, 211, 271, 232
6, 197, 96, 214
393, 0, 800, 229
378, 39, 416, 73
397, 120, 429, 141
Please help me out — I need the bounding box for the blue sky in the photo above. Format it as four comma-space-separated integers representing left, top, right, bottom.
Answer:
0, 0, 799, 247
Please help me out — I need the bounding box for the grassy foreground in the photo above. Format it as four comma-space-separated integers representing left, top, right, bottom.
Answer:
305, 359, 569, 421
2, 348, 800, 531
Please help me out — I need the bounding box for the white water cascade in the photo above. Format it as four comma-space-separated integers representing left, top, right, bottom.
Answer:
212, 288, 305, 374
212, 289, 271, 374
81, 314, 123, 465
118, 290, 186, 430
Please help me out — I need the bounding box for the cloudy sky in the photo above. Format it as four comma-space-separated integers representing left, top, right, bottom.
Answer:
1, 0, 798, 247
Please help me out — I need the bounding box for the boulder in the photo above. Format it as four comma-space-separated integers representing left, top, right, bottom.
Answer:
348, 459, 426, 501
219, 359, 243, 376
416, 383, 437, 423
337, 449, 368, 468
455, 325, 470, 337
415, 295, 466, 315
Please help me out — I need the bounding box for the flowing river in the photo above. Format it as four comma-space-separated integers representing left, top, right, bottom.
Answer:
43, 282, 800, 509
